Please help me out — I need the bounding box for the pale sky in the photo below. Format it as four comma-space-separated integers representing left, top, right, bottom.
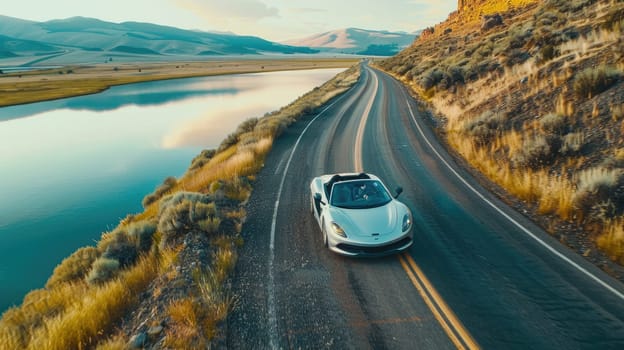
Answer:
2, 0, 456, 41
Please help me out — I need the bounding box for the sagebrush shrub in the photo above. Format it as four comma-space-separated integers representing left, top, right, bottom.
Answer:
512, 134, 552, 168
102, 231, 138, 268
143, 176, 178, 208
573, 167, 624, 216
86, 258, 120, 285
127, 220, 157, 253
560, 132, 584, 154
46, 246, 99, 288
539, 113, 568, 134
573, 67, 621, 99
462, 110, 505, 145
189, 149, 216, 171
158, 192, 221, 247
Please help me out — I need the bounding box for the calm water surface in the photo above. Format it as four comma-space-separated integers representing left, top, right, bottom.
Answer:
0, 68, 344, 311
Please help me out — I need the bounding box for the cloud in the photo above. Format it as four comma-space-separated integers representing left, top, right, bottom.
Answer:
175, 0, 279, 20
288, 7, 328, 14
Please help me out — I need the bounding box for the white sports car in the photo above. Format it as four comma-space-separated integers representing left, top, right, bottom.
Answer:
310, 173, 413, 257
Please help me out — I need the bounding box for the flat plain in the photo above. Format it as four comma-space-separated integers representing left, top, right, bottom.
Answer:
0, 58, 358, 107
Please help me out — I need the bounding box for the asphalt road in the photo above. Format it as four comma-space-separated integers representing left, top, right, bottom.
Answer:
227, 63, 624, 349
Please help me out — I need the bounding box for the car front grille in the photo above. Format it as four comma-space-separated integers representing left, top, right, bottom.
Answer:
336, 236, 412, 255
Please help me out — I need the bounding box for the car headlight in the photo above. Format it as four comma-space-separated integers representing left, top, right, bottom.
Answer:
402, 213, 412, 232
331, 222, 347, 238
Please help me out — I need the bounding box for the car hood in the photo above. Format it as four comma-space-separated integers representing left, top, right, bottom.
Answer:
330, 203, 399, 237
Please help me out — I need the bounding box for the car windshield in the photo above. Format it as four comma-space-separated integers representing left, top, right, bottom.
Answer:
330, 180, 392, 209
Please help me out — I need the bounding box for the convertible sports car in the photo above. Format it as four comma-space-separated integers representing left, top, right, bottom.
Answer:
310, 173, 413, 257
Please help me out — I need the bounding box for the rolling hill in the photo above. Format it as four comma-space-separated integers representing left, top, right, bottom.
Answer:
284, 28, 418, 56
0, 15, 318, 65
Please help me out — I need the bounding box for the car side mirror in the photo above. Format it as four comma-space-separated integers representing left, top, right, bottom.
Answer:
394, 187, 403, 199
314, 193, 325, 205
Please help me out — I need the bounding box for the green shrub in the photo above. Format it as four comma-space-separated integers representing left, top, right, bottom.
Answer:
142, 176, 178, 208
502, 49, 531, 67
421, 69, 445, 90
198, 217, 221, 234
217, 132, 239, 152
538, 44, 557, 63
560, 132, 585, 154
235, 117, 258, 134
512, 134, 552, 168
46, 246, 99, 288
462, 111, 505, 145
539, 113, 568, 134
102, 231, 138, 268
194, 202, 217, 219
86, 258, 120, 285
573, 167, 623, 216
189, 149, 216, 171
158, 192, 220, 247
127, 220, 157, 253
447, 66, 465, 85
573, 67, 622, 99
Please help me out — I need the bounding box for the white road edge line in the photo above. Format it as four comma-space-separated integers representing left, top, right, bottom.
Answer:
267, 90, 352, 349
401, 90, 624, 301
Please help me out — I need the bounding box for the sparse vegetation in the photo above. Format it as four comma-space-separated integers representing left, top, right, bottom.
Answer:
0, 64, 359, 348
573, 66, 622, 99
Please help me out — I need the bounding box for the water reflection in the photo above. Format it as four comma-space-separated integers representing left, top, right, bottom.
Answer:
0, 78, 248, 122
0, 68, 345, 311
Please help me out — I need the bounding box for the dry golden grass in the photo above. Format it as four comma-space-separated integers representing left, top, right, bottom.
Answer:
0, 282, 88, 348
0, 248, 177, 350
165, 298, 203, 348
536, 174, 576, 219
165, 241, 237, 348
611, 104, 624, 121
599, 219, 624, 264
94, 335, 128, 350
24, 255, 158, 350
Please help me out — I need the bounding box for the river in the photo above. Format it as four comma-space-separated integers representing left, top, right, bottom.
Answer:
0, 68, 344, 312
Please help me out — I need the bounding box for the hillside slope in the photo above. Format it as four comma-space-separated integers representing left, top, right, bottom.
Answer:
378, 0, 624, 272
284, 28, 417, 55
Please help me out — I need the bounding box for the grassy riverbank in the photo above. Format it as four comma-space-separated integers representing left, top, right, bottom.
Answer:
0, 64, 360, 349
0, 58, 358, 107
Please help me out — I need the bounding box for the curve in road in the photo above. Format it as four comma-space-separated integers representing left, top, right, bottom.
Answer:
228, 63, 624, 349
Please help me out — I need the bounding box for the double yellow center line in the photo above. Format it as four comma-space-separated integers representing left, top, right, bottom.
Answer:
399, 253, 480, 350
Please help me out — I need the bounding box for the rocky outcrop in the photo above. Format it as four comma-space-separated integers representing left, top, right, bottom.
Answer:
481, 13, 504, 31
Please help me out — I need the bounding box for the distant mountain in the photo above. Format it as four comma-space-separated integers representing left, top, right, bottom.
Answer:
0, 15, 317, 65
283, 28, 418, 56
